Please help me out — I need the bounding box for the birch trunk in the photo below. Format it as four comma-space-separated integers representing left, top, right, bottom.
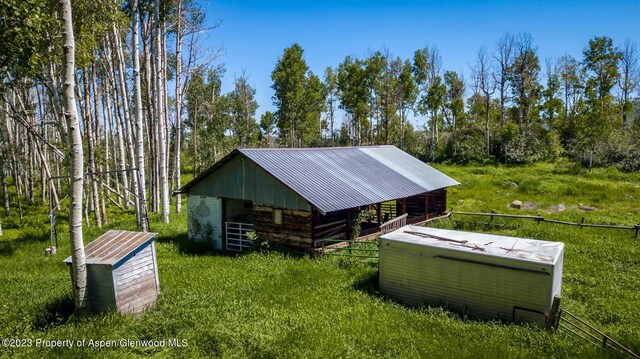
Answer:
155, 0, 169, 223
27, 130, 34, 205
141, 15, 158, 214
59, 0, 88, 313
91, 65, 107, 224
35, 84, 46, 204
1, 165, 8, 216
34, 138, 60, 208
82, 70, 101, 228
174, 0, 183, 212
112, 26, 140, 221
47, 63, 68, 143
4, 98, 23, 221
102, 79, 121, 206
105, 39, 130, 209
0, 117, 9, 215
132, 0, 149, 231
161, 22, 170, 183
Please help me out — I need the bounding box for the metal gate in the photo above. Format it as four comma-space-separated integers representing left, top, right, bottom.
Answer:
225, 222, 254, 251
557, 309, 639, 358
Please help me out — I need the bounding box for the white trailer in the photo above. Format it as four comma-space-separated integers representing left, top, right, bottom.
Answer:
379, 226, 564, 327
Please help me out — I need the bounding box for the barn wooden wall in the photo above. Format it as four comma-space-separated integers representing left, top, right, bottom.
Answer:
253, 205, 313, 248
427, 189, 447, 215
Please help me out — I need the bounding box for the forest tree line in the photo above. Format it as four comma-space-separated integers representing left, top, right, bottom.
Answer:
190, 35, 640, 172
0, 0, 639, 231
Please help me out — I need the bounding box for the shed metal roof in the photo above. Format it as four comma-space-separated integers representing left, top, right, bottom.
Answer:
381, 226, 564, 265
64, 230, 157, 267
179, 146, 459, 214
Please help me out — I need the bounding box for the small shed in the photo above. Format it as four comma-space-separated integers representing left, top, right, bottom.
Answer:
379, 226, 564, 327
64, 230, 159, 315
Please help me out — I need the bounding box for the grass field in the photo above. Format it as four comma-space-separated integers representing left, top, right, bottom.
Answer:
0, 162, 639, 358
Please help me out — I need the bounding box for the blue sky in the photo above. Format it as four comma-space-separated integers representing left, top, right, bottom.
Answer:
201, 0, 640, 124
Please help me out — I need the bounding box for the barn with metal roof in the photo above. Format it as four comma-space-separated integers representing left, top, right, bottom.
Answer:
176, 146, 459, 251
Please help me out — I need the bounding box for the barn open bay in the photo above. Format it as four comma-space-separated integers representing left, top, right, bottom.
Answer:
1, 163, 638, 358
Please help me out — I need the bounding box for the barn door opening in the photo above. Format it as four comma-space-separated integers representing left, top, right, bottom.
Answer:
187, 196, 223, 249
224, 199, 254, 251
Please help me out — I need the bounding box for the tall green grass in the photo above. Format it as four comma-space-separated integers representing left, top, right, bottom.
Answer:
0, 163, 638, 358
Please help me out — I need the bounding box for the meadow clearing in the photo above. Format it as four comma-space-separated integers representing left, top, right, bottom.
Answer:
0, 162, 639, 358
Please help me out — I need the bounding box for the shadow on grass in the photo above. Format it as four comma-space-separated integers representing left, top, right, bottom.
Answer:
0, 227, 49, 257
352, 269, 382, 297
154, 230, 314, 260
155, 231, 219, 256
32, 294, 75, 331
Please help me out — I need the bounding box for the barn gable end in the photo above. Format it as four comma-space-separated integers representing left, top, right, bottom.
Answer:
189, 154, 311, 211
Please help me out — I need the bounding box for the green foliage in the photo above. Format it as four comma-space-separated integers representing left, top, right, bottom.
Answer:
73, 1, 124, 69
508, 42, 542, 135
184, 64, 232, 171
2, 164, 640, 357
229, 75, 260, 147
337, 56, 370, 145
583, 36, 622, 105
584, 129, 640, 172
246, 230, 269, 251
271, 43, 324, 147
259, 111, 277, 146
0, 0, 58, 79
350, 209, 375, 240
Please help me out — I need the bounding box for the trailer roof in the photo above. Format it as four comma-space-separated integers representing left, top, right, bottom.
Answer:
381, 226, 564, 264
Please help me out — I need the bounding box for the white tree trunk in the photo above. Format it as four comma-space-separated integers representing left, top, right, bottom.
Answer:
82, 70, 101, 228
174, 0, 183, 213
91, 65, 107, 224
132, 0, 149, 231
103, 41, 130, 209
155, 0, 169, 223
112, 25, 140, 221
59, 0, 87, 312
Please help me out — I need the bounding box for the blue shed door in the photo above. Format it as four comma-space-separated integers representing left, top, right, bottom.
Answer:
187, 196, 223, 249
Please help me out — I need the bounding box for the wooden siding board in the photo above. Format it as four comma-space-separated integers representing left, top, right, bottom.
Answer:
114, 245, 152, 272
113, 244, 158, 312
253, 205, 312, 247
117, 281, 157, 303
112, 240, 154, 270
118, 294, 156, 313
118, 276, 157, 295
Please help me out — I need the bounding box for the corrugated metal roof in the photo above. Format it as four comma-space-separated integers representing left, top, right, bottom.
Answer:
64, 230, 157, 266
381, 226, 564, 264
179, 145, 459, 214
